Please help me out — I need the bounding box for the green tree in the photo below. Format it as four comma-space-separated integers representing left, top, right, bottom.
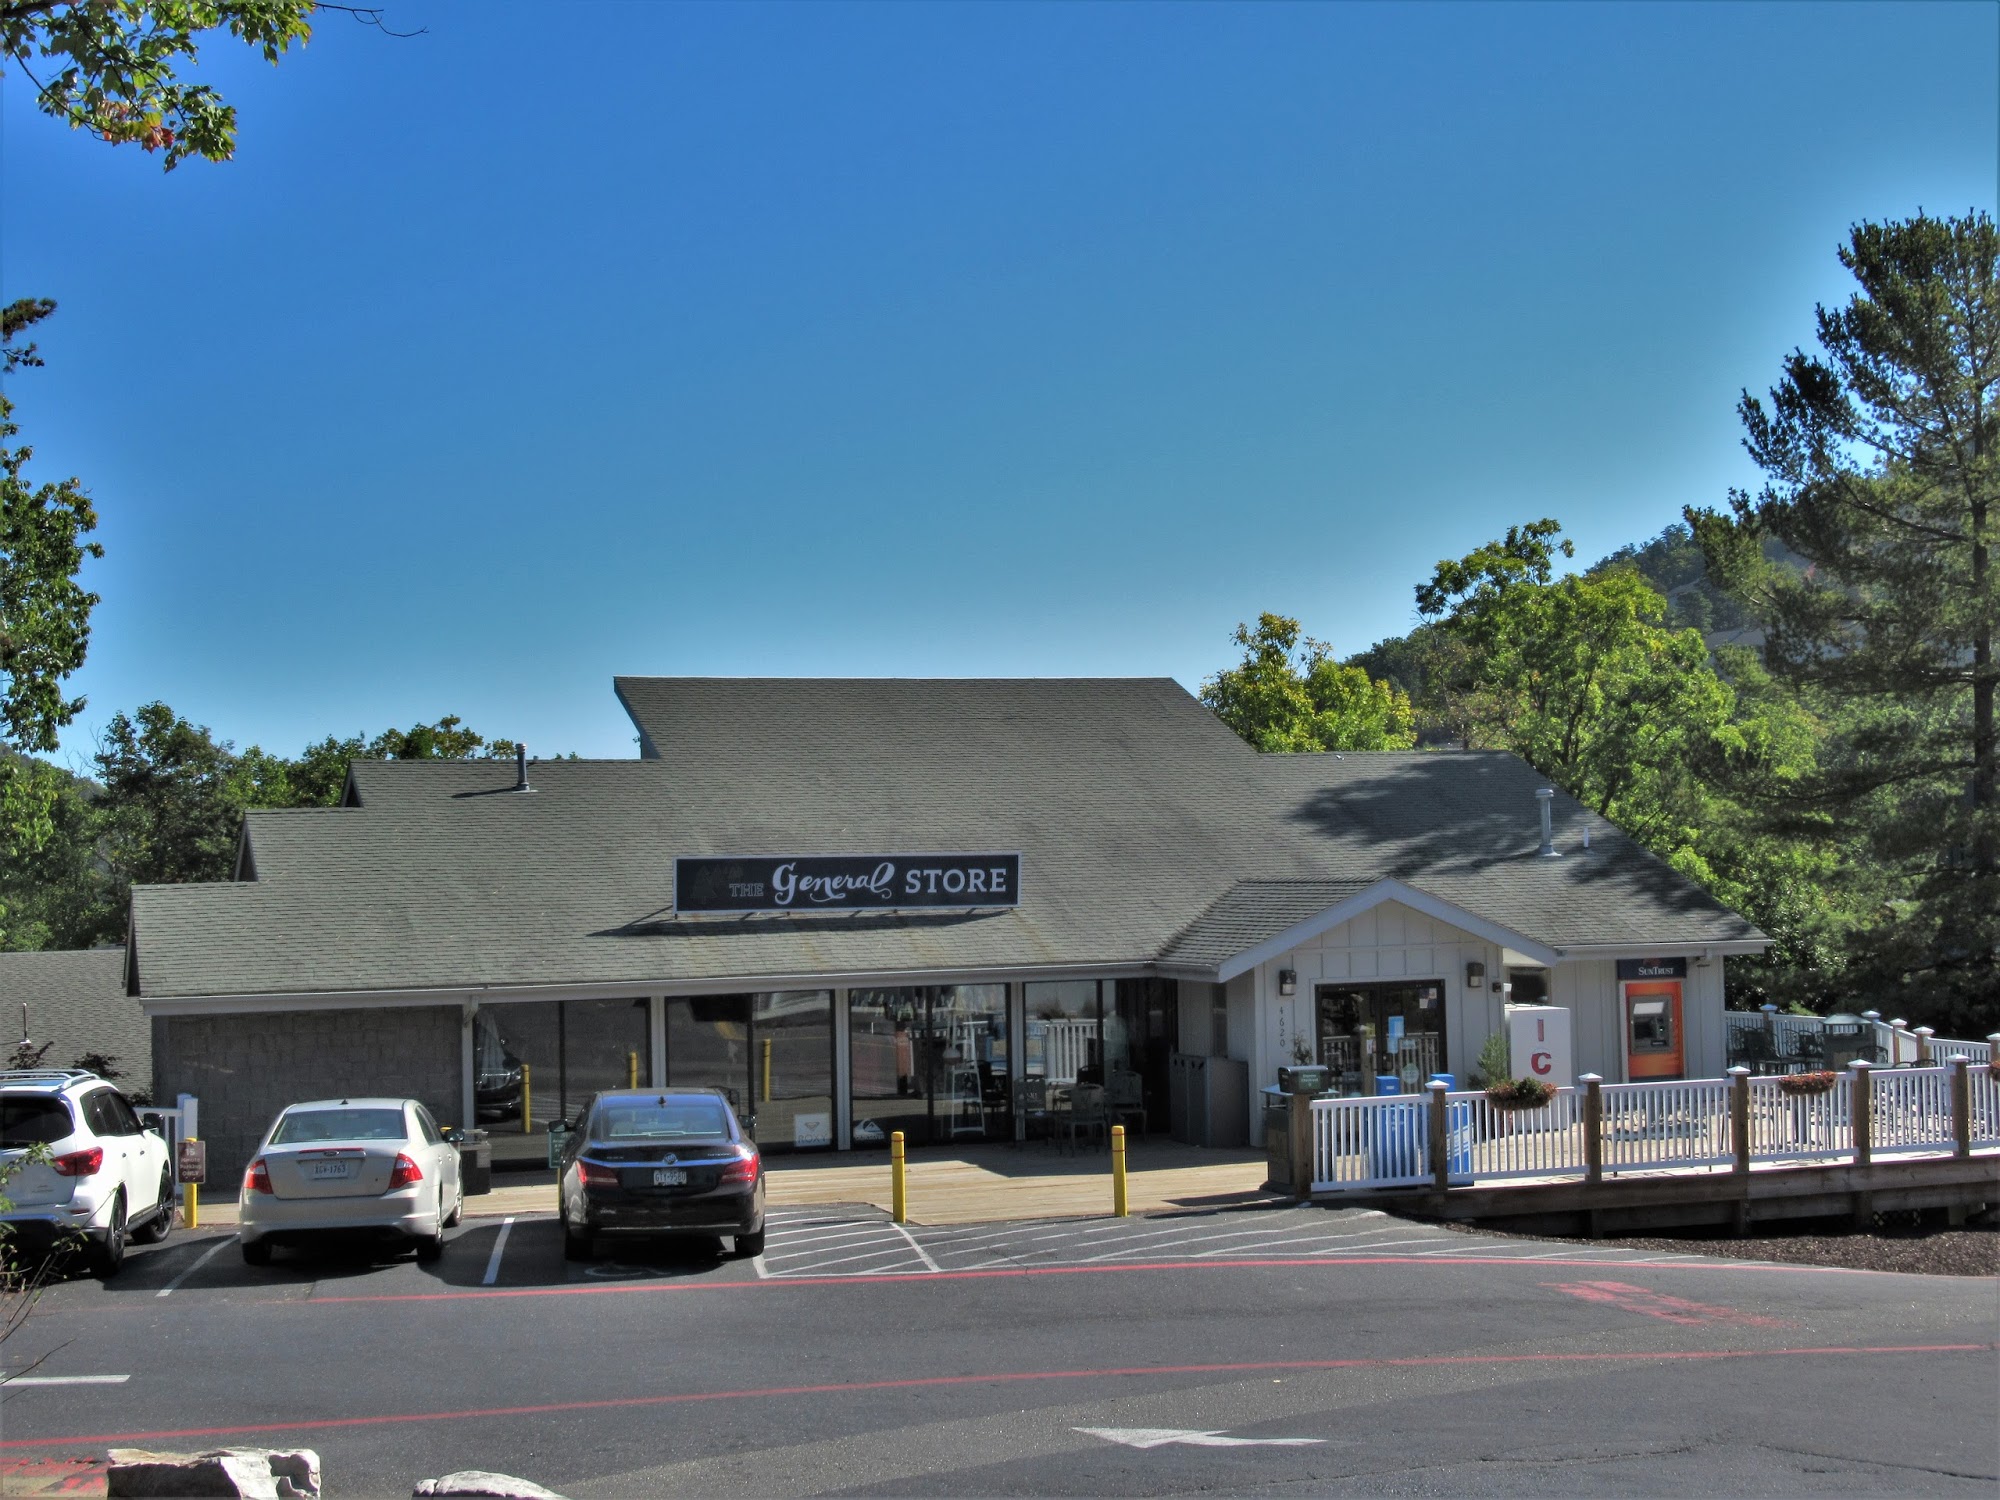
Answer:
1689, 210, 1999, 1031
1415, 521, 1836, 1001
1201, 613, 1417, 753
0, 300, 101, 864
4, 0, 324, 169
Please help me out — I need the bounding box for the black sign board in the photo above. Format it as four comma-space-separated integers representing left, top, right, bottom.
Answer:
675, 854, 1021, 915
176, 1138, 206, 1185
1617, 957, 1688, 981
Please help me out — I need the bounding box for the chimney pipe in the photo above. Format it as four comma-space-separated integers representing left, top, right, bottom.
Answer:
1536, 786, 1559, 858
515, 744, 531, 793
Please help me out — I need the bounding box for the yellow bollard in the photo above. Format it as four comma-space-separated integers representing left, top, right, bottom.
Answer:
891, 1130, 907, 1224
185, 1138, 199, 1229
521, 1063, 532, 1135
628, 1050, 639, 1089
762, 1037, 773, 1103
1111, 1123, 1128, 1217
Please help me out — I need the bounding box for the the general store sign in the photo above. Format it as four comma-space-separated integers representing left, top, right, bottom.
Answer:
674, 854, 1022, 914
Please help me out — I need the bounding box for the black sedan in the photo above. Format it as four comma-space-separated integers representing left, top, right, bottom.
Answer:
556, 1088, 765, 1260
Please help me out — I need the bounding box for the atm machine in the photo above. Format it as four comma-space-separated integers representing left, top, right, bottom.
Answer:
1618, 958, 1687, 1081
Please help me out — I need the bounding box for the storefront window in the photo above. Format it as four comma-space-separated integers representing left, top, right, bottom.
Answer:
931, 985, 1008, 1141
1023, 980, 1099, 1084
667, 992, 833, 1152
755, 990, 835, 1150
478, 998, 651, 1168
849, 987, 930, 1147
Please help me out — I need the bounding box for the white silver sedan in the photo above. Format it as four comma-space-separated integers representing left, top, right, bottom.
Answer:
237, 1098, 463, 1266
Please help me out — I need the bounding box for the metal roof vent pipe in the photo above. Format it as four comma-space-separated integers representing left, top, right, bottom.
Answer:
1536, 786, 1559, 858
514, 744, 531, 793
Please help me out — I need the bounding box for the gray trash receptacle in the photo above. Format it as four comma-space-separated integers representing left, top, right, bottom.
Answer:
457, 1128, 492, 1196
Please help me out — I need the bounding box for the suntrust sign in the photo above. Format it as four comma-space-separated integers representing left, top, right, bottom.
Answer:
674, 854, 1022, 914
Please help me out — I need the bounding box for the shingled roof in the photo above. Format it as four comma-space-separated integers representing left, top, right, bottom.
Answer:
0, 948, 149, 1090
128, 678, 1765, 1001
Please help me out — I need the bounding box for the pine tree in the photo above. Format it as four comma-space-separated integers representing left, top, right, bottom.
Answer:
1689, 210, 1998, 1032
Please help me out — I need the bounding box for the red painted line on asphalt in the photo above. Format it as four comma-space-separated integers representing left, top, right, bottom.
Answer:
293, 1253, 1873, 1306
1545, 1280, 1796, 1329
1, 1343, 1989, 1450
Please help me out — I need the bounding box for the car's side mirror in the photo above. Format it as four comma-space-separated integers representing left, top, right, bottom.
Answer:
444, 1128, 464, 1145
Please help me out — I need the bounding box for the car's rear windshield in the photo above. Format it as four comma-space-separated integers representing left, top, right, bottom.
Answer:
594, 1099, 732, 1141
0, 1098, 74, 1146
270, 1107, 407, 1144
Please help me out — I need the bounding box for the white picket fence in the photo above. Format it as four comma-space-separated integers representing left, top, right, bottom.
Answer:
1308, 1063, 1998, 1194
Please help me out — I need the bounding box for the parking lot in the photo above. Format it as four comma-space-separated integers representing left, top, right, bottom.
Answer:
13, 1201, 1763, 1305
4, 1201, 1995, 1497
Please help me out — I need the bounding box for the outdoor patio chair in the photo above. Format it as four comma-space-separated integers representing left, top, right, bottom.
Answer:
1107, 1068, 1148, 1135
1064, 1084, 1109, 1154
1012, 1077, 1053, 1145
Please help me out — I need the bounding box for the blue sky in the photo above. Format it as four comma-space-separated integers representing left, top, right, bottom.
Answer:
3, 1, 1994, 762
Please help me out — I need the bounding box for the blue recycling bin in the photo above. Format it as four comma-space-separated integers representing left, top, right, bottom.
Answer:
1375, 1074, 1402, 1096
1367, 1097, 1427, 1180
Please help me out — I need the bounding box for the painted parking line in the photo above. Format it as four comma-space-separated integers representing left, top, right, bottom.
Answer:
889, 1221, 941, 1273
5, 1343, 1988, 1450
156, 1237, 233, 1298
481, 1218, 516, 1286
1, 1375, 131, 1388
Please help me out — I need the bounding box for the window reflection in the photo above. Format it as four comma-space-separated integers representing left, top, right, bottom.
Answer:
666, 991, 834, 1152
848, 985, 1010, 1147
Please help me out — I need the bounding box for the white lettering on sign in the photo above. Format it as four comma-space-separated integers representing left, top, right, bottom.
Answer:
773, 861, 896, 907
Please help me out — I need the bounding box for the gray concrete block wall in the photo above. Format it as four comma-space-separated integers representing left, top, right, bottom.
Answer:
153, 1007, 460, 1195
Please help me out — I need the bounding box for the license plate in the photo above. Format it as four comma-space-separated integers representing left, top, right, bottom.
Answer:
309, 1161, 352, 1180
651, 1167, 687, 1187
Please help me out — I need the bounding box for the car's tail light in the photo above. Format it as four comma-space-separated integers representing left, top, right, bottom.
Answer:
388, 1153, 424, 1190
579, 1160, 619, 1190
243, 1157, 272, 1194
718, 1145, 760, 1185
51, 1147, 103, 1178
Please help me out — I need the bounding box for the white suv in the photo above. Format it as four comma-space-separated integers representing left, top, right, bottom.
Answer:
0, 1069, 174, 1277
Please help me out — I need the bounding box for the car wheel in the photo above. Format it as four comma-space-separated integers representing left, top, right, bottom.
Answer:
414, 1232, 444, 1265
734, 1228, 766, 1259
87, 1193, 128, 1278
561, 1214, 593, 1262
240, 1238, 273, 1267
131, 1167, 175, 1245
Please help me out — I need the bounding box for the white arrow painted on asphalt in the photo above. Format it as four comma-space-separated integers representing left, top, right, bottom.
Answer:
1076, 1427, 1324, 1449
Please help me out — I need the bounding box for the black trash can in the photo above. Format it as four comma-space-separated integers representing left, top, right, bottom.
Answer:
456, 1128, 493, 1196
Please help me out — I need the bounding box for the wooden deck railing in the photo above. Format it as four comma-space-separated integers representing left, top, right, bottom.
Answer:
1309, 1058, 1999, 1194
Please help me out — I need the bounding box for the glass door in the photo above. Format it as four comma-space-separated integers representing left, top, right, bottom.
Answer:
1314, 981, 1447, 1095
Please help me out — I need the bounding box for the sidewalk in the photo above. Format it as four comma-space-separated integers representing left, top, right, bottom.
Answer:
189, 1140, 1281, 1228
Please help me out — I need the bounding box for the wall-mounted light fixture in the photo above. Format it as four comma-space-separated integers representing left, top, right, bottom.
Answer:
1277, 969, 1297, 996
1465, 961, 1486, 989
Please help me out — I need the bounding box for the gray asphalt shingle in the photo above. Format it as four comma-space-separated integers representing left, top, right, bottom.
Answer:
129, 679, 1764, 999
0, 948, 148, 1090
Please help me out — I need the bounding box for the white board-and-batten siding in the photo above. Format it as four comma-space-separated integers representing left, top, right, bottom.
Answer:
1238, 898, 1729, 1143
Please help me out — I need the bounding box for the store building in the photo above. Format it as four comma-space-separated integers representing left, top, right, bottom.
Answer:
120, 677, 1765, 1186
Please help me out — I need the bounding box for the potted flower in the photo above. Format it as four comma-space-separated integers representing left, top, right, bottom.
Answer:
1777, 1071, 1839, 1097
